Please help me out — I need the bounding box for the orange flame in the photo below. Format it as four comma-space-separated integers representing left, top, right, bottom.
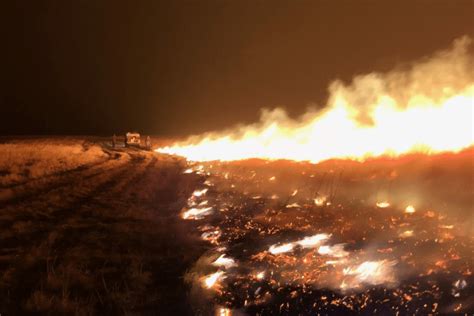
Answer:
158, 37, 474, 163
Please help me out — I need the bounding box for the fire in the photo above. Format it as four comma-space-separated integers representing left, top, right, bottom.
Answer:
297, 234, 330, 248
269, 233, 330, 254
201, 229, 221, 244
212, 254, 237, 269
342, 260, 397, 288
175, 37, 474, 314
216, 307, 232, 316
203, 271, 225, 289
269, 242, 294, 255
405, 205, 416, 214
314, 196, 327, 206
182, 207, 213, 220
399, 230, 414, 238
157, 37, 474, 163
317, 244, 348, 258
376, 201, 390, 208
192, 188, 208, 197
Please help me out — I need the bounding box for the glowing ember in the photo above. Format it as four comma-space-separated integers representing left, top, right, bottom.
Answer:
203, 271, 225, 289
399, 230, 414, 238
193, 188, 208, 197
212, 254, 237, 269
297, 234, 330, 248
405, 205, 416, 213
269, 234, 330, 254
376, 201, 390, 208
343, 260, 397, 287
440, 224, 454, 229
317, 244, 348, 257
201, 229, 221, 244
182, 207, 213, 220
314, 196, 327, 206
454, 279, 467, 289
269, 242, 294, 255
216, 307, 232, 316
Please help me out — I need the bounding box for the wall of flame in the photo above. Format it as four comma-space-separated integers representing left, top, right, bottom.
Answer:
158, 37, 474, 163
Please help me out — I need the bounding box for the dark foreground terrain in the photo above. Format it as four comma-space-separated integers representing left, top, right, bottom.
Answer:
0, 138, 205, 315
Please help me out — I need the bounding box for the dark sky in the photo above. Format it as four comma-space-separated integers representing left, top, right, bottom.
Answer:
1, 0, 473, 136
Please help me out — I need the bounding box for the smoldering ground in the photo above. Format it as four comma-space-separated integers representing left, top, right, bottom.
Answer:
180, 149, 473, 315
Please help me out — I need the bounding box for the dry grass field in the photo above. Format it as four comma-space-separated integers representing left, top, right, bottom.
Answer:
0, 137, 206, 315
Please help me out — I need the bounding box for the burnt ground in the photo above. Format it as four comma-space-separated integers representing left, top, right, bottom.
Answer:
179, 150, 474, 315
0, 143, 206, 315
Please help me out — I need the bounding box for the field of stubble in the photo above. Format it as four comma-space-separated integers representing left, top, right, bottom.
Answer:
0, 137, 205, 315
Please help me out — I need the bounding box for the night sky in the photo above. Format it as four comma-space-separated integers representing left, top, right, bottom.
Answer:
1, 1, 473, 136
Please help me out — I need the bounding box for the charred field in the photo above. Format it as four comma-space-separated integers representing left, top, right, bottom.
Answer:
180, 149, 473, 315
0, 137, 472, 315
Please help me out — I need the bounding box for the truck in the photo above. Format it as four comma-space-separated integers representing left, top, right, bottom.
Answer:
125, 132, 141, 147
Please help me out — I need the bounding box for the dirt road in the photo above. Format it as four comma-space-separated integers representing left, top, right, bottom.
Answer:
0, 143, 205, 315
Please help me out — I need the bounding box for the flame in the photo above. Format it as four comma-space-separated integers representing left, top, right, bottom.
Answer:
317, 244, 349, 258
376, 201, 390, 208
342, 260, 397, 288
269, 233, 330, 254
157, 37, 474, 163
203, 271, 225, 289
297, 234, 330, 248
405, 205, 416, 214
182, 207, 213, 220
314, 196, 327, 206
192, 188, 208, 197
201, 229, 221, 244
216, 307, 232, 316
399, 230, 414, 238
269, 242, 295, 255
255, 271, 265, 280
212, 254, 237, 269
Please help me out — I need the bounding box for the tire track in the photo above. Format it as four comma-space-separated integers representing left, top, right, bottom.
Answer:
0, 152, 133, 251
2, 152, 151, 247
0, 152, 156, 310
0, 151, 129, 207
0, 153, 113, 190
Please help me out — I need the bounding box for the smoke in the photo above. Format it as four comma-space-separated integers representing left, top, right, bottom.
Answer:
185, 36, 473, 141
159, 36, 474, 163
327, 35, 473, 126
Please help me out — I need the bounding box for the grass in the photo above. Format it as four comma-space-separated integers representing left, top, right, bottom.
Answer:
0, 139, 107, 187
0, 138, 206, 315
